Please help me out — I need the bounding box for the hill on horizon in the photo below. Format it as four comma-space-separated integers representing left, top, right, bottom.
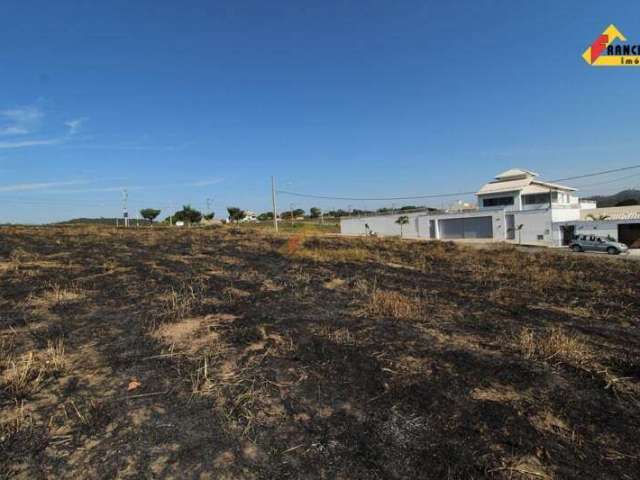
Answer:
54, 217, 152, 226
585, 189, 640, 208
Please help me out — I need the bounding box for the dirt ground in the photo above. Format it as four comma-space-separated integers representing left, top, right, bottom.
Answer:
1, 226, 639, 479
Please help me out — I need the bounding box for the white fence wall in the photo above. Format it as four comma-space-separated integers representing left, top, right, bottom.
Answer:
512, 209, 554, 246
339, 207, 624, 248
551, 220, 638, 243
340, 212, 425, 238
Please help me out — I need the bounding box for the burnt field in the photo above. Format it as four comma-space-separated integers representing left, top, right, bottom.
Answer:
1, 226, 639, 479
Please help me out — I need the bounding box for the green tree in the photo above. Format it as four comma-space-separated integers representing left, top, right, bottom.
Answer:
309, 207, 321, 218
173, 205, 202, 224
328, 209, 349, 217
227, 207, 245, 223
395, 215, 409, 237
140, 208, 161, 223
258, 212, 274, 221
203, 213, 215, 220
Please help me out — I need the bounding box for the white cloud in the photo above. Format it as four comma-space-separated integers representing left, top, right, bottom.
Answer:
0, 126, 29, 136
188, 178, 224, 187
62, 142, 190, 151
0, 105, 90, 148
65, 118, 87, 135
45, 185, 143, 194
0, 138, 63, 149
0, 106, 44, 137
0, 180, 88, 193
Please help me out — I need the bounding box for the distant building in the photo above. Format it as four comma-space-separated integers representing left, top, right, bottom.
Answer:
448, 200, 477, 211
340, 168, 640, 248
239, 210, 258, 222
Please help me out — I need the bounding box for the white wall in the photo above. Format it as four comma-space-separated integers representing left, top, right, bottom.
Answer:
340, 207, 615, 249
554, 221, 618, 242
550, 207, 581, 222
340, 212, 424, 238
512, 209, 554, 246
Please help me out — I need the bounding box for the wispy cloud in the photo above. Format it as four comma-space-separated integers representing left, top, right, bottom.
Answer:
0, 180, 88, 193
62, 141, 191, 152
0, 105, 91, 149
0, 106, 44, 137
188, 178, 224, 187
44, 185, 144, 194
0, 126, 29, 136
0, 138, 64, 149
65, 118, 87, 135
31, 178, 224, 194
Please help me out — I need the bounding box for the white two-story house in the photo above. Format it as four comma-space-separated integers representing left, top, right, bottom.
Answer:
340, 168, 599, 246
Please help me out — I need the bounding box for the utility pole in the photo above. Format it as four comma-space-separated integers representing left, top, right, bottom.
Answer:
122, 189, 129, 228
290, 203, 294, 225
206, 197, 212, 215
169, 201, 174, 226
271, 176, 278, 232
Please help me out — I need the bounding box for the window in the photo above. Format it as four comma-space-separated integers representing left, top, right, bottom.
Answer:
537, 234, 544, 240
522, 193, 551, 205
482, 196, 514, 207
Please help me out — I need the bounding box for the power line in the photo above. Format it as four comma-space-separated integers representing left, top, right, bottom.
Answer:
276, 189, 477, 201
572, 172, 640, 189
550, 164, 640, 182
276, 164, 640, 201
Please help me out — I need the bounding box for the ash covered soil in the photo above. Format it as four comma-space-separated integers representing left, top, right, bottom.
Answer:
1, 226, 639, 479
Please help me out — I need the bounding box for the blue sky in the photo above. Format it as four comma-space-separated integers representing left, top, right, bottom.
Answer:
1, 1, 640, 223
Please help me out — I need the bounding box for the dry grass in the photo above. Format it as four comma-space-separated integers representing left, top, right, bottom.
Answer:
317, 324, 358, 346
288, 237, 370, 263
1, 340, 67, 400
1, 226, 639, 479
158, 284, 199, 324
27, 282, 84, 308
0, 401, 32, 439
366, 288, 422, 320
517, 327, 592, 366
44, 339, 66, 373
2, 353, 47, 399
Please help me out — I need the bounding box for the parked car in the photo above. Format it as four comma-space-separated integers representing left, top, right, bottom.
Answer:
569, 235, 629, 255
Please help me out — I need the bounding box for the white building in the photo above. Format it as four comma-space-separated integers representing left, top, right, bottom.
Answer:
340, 169, 640, 248
238, 210, 258, 222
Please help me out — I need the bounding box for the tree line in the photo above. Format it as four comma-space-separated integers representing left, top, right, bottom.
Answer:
138, 204, 434, 224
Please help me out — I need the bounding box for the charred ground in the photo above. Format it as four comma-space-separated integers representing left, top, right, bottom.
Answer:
0, 226, 639, 479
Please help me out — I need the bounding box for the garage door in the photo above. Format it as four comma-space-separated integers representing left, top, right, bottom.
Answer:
439, 216, 493, 239
618, 224, 640, 248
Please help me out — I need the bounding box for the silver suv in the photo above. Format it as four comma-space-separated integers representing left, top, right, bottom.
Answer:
569, 234, 629, 255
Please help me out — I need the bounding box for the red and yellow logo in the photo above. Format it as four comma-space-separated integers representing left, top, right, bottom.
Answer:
583, 25, 640, 66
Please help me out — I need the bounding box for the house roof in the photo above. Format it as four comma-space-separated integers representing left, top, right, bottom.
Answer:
477, 169, 577, 195
580, 206, 640, 221
495, 168, 539, 180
